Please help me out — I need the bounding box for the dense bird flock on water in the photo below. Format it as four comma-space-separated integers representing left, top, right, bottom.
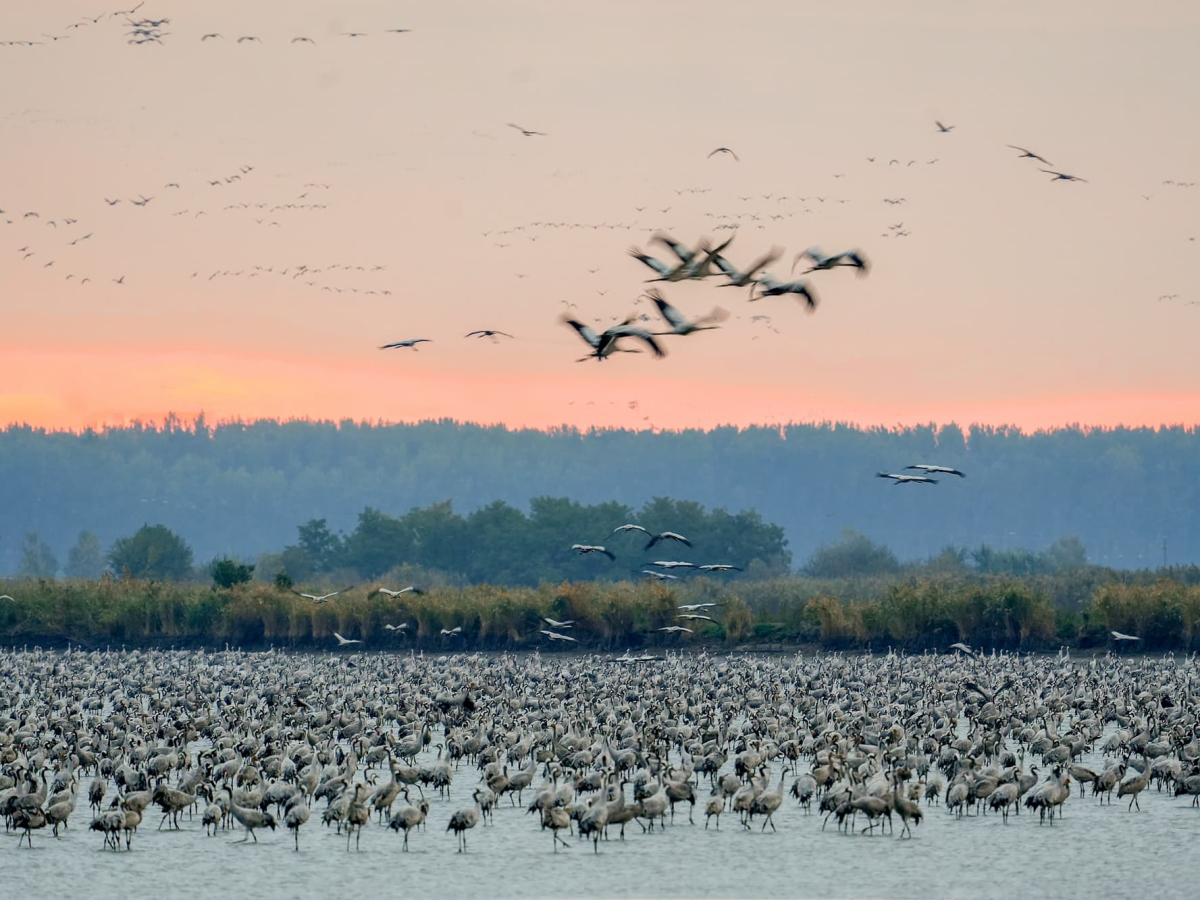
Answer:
3, 646, 1198, 854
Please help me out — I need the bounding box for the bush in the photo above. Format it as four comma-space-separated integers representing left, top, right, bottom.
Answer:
210, 558, 255, 589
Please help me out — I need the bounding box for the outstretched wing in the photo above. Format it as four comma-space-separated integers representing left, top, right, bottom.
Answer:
646, 289, 686, 330
561, 316, 600, 348
628, 246, 673, 277
606, 323, 665, 358
652, 232, 695, 264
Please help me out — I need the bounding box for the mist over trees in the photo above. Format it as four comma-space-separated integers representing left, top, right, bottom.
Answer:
1, 416, 1197, 575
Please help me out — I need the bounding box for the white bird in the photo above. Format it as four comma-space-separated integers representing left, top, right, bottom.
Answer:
571, 544, 616, 560
540, 629, 579, 643
750, 273, 819, 309
384, 623, 409, 632
644, 289, 728, 336
561, 316, 665, 362
0, 594, 14, 602
697, 564, 741, 572
906, 464, 965, 478
949, 642, 974, 655
713, 247, 782, 288
542, 617, 574, 628
1111, 630, 1141, 642
642, 570, 679, 580
876, 472, 938, 485
793, 247, 870, 277
658, 625, 693, 634
649, 561, 697, 570
333, 632, 362, 646
375, 586, 423, 597
441, 626, 463, 637
609, 524, 649, 538
380, 339, 432, 350
645, 531, 692, 551
294, 586, 354, 603
677, 602, 720, 611
676, 614, 715, 622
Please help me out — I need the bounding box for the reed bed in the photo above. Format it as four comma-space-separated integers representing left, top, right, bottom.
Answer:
2, 574, 1198, 651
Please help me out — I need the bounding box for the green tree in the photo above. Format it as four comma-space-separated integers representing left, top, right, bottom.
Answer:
1041, 535, 1088, 573
108, 524, 195, 580
210, 557, 254, 588
18, 532, 59, 578
65, 530, 105, 579
805, 528, 900, 578
295, 518, 343, 573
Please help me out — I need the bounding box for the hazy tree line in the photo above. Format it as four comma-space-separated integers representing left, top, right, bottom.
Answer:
2, 416, 1198, 576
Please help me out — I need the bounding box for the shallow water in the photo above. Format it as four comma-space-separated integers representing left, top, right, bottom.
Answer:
6, 662, 1199, 900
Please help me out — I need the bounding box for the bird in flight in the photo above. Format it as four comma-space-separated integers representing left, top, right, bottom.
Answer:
935, 120, 955, 133
707, 147, 739, 161
201, 33, 223, 41
562, 315, 665, 362
294, 586, 354, 603
543, 616, 574, 629
333, 631, 362, 646
237, 36, 261, 43
678, 602, 721, 611
712, 246, 782, 289
386, 28, 412, 33
645, 531, 692, 551
508, 123, 546, 136
697, 564, 741, 573
0, 594, 14, 602
658, 625, 693, 634
540, 629, 579, 643
571, 544, 616, 560
877, 472, 938, 485
949, 642, 974, 655
750, 274, 818, 310
1039, 169, 1087, 183
1111, 630, 1141, 642
291, 37, 315, 44
609, 524, 649, 538
793, 247, 870, 277
372, 586, 423, 598
1007, 145, 1052, 165
379, 339, 432, 350
644, 289, 727, 337
440, 626, 463, 637
906, 464, 965, 478
465, 330, 514, 341
384, 622, 410, 632
341, 32, 368, 38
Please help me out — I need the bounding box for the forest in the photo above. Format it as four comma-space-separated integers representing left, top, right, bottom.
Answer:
2, 416, 1197, 578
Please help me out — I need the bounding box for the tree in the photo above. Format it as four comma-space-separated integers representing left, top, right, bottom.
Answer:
108, 524, 195, 581
805, 528, 900, 578
65, 530, 105, 579
1041, 535, 1088, 573
18, 532, 58, 578
210, 557, 255, 588
296, 518, 343, 573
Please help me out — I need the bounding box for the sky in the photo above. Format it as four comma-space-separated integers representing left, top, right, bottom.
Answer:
2, 0, 1198, 433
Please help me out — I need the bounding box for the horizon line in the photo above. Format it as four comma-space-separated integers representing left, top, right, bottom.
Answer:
4, 411, 1198, 439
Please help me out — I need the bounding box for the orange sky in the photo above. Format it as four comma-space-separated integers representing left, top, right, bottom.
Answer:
2, 0, 1199, 434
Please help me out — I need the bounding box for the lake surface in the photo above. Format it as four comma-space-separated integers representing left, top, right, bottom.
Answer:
5, 650, 1198, 900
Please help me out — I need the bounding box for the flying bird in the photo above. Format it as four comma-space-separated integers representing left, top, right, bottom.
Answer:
906, 464, 965, 478
384, 622, 410, 632
540, 629, 579, 643
291, 37, 315, 44
1039, 169, 1088, 183
877, 472, 938, 485
935, 121, 955, 133
678, 603, 721, 611
793, 247, 870, 277
750, 274, 818, 310
294, 587, 354, 603
1111, 630, 1141, 642
465, 330, 514, 341
609, 524, 650, 537
658, 625, 693, 634
644, 531, 692, 551
1007, 145, 1052, 165
707, 147, 739, 161
440, 626, 463, 637
508, 123, 546, 136
373, 586, 423, 598
712, 246, 782, 288
697, 564, 742, 572
644, 289, 727, 336
949, 642, 974, 655
380, 339, 432, 350
561, 315, 665, 362
333, 632, 362, 646
571, 544, 616, 560
237, 36, 261, 43
201, 33, 223, 40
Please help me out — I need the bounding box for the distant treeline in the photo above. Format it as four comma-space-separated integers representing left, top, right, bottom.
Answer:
2, 572, 1198, 651
2, 417, 1198, 575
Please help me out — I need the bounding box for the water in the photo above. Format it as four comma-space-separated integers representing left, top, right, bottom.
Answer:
6, 652, 1198, 899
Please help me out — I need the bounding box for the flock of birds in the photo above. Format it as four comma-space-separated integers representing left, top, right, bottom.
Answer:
2, 646, 1197, 867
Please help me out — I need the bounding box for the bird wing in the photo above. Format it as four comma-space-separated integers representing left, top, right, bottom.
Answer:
606, 323, 666, 358
645, 535, 662, 550
560, 316, 600, 348
652, 233, 695, 264
646, 289, 686, 329
876, 472, 900, 481
628, 247, 673, 277
745, 247, 782, 279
